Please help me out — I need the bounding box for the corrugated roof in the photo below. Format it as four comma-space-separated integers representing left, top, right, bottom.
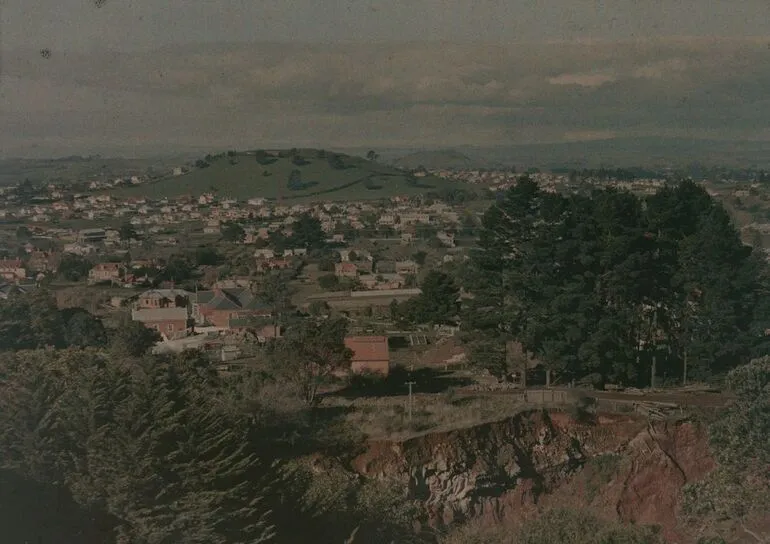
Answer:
196, 288, 270, 312
140, 288, 193, 299
344, 336, 389, 362
207, 294, 241, 310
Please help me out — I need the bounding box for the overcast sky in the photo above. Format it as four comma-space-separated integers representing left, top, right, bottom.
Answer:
2, 1, 770, 157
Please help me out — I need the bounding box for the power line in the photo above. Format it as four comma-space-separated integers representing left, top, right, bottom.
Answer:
405, 381, 416, 422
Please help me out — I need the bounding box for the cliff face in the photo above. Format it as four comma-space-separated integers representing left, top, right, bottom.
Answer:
351, 410, 716, 543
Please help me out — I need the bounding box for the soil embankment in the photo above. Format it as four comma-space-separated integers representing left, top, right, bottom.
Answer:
352, 410, 717, 543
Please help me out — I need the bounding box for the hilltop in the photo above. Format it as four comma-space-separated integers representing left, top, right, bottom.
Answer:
108, 149, 470, 201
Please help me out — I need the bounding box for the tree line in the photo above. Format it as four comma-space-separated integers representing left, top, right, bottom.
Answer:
0, 289, 160, 355
461, 177, 770, 387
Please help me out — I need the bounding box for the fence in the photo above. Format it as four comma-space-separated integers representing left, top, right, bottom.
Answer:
513, 389, 572, 405
507, 388, 687, 420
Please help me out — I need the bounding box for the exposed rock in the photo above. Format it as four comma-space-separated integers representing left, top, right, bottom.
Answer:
351, 409, 716, 542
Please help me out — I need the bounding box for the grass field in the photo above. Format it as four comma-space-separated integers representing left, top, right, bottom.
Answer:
106, 150, 471, 202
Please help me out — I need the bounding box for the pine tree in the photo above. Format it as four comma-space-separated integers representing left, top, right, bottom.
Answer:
0, 350, 277, 543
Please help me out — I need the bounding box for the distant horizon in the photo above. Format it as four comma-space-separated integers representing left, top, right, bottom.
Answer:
5, 136, 770, 170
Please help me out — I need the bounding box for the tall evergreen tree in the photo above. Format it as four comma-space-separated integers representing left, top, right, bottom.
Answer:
0, 350, 277, 544
464, 178, 769, 386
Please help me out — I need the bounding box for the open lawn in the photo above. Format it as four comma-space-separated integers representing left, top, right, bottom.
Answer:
105, 150, 472, 202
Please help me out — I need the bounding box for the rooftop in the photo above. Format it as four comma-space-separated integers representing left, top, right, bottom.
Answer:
344, 336, 390, 362
132, 307, 189, 322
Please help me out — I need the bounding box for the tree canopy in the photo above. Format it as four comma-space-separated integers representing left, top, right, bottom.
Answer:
398, 271, 460, 326
289, 213, 326, 251
266, 317, 352, 405
463, 177, 769, 386
681, 357, 770, 539
0, 349, 276, 543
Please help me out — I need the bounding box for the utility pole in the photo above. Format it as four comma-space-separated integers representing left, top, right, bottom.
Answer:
405, 381, 416, 422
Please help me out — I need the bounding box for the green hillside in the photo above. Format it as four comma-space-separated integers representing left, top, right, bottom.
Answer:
108, 149, 470, 201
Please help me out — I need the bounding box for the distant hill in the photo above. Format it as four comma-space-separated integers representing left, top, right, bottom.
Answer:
391, 149, 498, 170
0, 155, 192, 186
107, 149, 471, 201
459, 138, 770, 170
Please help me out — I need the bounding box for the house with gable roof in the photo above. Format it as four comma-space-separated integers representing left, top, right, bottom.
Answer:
192, 287, 272, 329
344, 335, 390, 376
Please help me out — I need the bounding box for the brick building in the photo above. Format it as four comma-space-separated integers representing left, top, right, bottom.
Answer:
193, 288, 271, 329
131, 307, 191, 340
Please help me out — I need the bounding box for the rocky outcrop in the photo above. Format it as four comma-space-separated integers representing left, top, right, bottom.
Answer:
351, 410, 715, 543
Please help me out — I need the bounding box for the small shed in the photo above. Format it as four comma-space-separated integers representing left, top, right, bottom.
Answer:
344, 335, 390, 376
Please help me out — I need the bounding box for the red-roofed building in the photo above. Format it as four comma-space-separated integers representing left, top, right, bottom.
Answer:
193, 288, 272, 329
344, 335, 390, 376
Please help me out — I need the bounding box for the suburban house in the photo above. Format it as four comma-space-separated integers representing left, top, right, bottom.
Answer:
378, 214, 397, 227
192, 288, 272, 329
282, 248, 308, 257
136, 288, 193, 310
344, 336, 390, 376
358, 273, 405, 290
399, 212, 431, 225
255, 257, 292, 272
63, 242, 97, 256
77, 228, 107, 244
131, 306, 192, 340
436, 231, 456, 247
0, 259, 26, 282
335, 262, 358, 278
395, 260, 419, 276
88, 262, 123, 284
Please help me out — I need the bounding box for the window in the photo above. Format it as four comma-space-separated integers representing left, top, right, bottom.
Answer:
167, 324, 174, 332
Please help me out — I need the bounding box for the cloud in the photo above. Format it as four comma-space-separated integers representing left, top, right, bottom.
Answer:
548, 72, 617, 87
631, 58, 688, 80
3, 38, 770, 156
563, 131, 618, 142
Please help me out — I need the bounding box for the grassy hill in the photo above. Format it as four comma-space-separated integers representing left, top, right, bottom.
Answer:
108, 149, 470, 201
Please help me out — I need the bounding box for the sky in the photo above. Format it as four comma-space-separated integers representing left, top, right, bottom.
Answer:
2, 1, 770, 157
